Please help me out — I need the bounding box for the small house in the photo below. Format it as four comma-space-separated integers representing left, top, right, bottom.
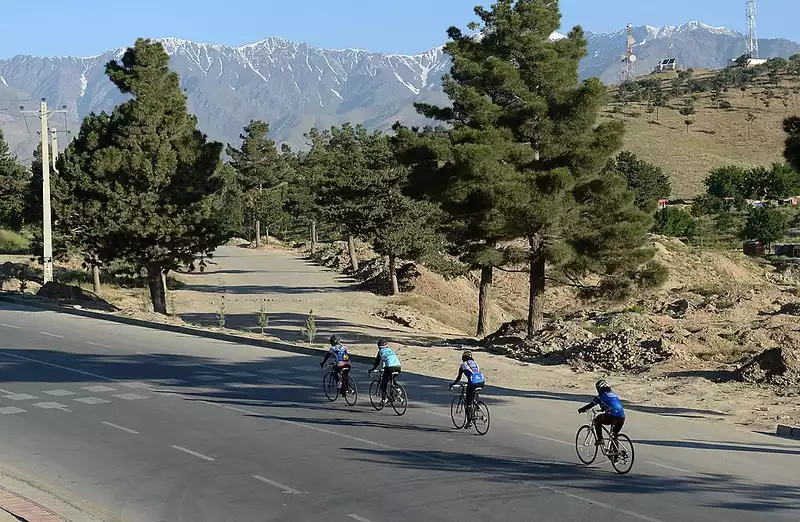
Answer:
652, 58, 677, 73
743, 240, 764, 257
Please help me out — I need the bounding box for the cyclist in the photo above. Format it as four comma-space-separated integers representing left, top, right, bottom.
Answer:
368, 339, 401, 405
320, 335, 351, 395
449, 350, 486, 428
578, 379, 626, 447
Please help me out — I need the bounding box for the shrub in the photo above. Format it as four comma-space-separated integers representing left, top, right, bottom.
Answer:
652, 207, 699, 238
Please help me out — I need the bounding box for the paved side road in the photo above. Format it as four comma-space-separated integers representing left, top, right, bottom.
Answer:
0, 302, 798, 522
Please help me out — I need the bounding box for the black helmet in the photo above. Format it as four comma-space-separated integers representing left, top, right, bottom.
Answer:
595, 379, 610, 393
329, 335, 341, 346
462, 350, 473, 361
377, 339, 388, 347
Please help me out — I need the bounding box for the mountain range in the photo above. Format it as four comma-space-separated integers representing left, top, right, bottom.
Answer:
1, 21, 798, 160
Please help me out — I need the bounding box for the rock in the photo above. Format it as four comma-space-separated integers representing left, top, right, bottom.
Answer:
36, 282, 117, 311
777, 302, 800, 316
667, 298, 691, 318
736, 346, 800, 387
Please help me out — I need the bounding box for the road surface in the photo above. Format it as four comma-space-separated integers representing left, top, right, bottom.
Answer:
0, 301, 798, 521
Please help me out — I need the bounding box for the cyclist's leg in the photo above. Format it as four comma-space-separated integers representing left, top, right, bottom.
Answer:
379, 368, 390, 400
610, 416, 625, 447
465, 383, 476, 420
595, 413, 610, 444
340, 364, 351, 392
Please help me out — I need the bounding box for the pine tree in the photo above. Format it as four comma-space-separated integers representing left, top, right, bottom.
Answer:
0, 129, 29, 230
610, 151, 671, 212
419, 0, 655, 336
56, 39, 226, 313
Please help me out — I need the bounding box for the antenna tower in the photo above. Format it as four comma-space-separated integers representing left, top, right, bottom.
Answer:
746, 0, 759, 58
620, 24, 636, 82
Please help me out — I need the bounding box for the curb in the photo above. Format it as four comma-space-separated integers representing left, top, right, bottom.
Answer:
0, 486, 66, 521
776, 424, 800, 440
0, 294, 377, 366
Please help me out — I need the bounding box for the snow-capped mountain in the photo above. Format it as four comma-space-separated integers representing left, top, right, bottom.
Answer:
0, 23, 798, 159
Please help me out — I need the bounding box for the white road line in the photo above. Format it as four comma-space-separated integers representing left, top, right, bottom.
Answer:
423, 410, 450, 418
347, 515, 374, 522
113, 393, 148, 400
101, 421, 139, 434
33, 402, 71, 411
86, 341, 113, 348
42, 389, 77, 397
0, 407, 26, 414
74, 397, 110, 405
0, 351, 117, 382
82, 385, 116, 393
0, 388, 14, 394
646, 461, 694, 474
39, 331, 64, 338
0, 324, 22, 329
252, 475, 302, 494
171, 445, 215, 461
523, 432, 572, 446
5, 393, 37, 401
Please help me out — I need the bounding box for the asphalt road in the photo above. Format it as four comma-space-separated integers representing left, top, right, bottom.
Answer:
0, 302, 798, 522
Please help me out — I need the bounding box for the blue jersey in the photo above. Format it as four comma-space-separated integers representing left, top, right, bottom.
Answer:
329, 344, 350, 363
378, 346, 400, 367
593, 390, 625, 418
461, 360, 485, 385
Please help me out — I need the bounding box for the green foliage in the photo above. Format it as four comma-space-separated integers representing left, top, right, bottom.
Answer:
652, 207, 698, 238
53, 39, 227, 314
741, 206, 788, 246
704, 163, 800, 201
0, 229, 29, 253
0, 130, 29, 230
609, 151, 671, 212
301, 309, 317, 344
369, 192, 442, 267
784, 116, 800, 173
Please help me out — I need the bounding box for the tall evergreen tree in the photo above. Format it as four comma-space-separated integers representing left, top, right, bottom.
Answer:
0, 129, 29, 230
56, 39, 225, 313
419, 0, 655, 336
610, 151, 671, 212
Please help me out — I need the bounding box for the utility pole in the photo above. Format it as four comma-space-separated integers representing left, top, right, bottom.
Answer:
20, 99, 68, 284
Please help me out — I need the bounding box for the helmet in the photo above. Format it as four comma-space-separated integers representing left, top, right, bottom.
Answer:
595, 379, 610, 392
377, 339, 388, 347
329, 335, 341, 346
462, 350, 473, 361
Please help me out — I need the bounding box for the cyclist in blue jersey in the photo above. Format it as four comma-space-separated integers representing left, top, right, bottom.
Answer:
369, 339, 401, 405
320, 335, 352, 395
449, 350, 486, 428
578, 380, 626, 446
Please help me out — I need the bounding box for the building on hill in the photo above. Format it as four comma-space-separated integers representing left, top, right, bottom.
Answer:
652, 58, 677, 74
726, 57, 767, 68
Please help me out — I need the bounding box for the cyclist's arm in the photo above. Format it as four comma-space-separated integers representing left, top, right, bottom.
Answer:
320, 352, 332, 366
577, 397, 600, 413
369, 353, 381, 372
450, 367, 464, 387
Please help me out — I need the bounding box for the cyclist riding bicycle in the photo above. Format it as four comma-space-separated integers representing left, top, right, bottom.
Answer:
578, 379, 626, 446
320, 335, 352, 395
449, 350, 486, 428
368, 339, 401, 405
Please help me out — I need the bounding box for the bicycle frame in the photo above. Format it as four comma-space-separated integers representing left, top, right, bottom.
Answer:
585, 409, 619, 455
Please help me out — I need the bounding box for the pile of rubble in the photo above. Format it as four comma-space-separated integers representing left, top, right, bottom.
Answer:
0, 261, 42, 294
566, 331, 677, 372
737, 344, 800, 387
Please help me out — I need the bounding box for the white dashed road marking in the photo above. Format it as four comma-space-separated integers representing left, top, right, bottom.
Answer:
0, 324, 22, 329
39, 331, 64, 338
121, 382, 150, 389
171, 445, 215, 461
86, 341, 113, 348
252, 475, 302, 494
43, 389, 77, 397
646, 461, 694, 474
347, 515, 374, 522
262, 378, 292, 386
0, 407, 26, 414
113, 393, 148, 401
4, 394, 37, 401
82, 385, 116, 393
523, 432, 572, 446
259, 369, 290, 375
33, 402, 71, 411
290, 366, 318, 372
74, 397, 110, 405
101, 421, 139, 434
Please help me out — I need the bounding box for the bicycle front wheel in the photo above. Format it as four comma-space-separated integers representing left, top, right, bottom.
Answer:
369, 380, 384, 410
344, 375, 358, 406
473, 400, 490, 435
391, 384, 407, 416
323, 372, 338, 402
575, 425, 598, 465
610, 434, 635, 474
450, 396, 467, 428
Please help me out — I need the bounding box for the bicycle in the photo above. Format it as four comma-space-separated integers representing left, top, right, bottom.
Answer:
368, 369, 407, 416
575, 408, 635, 474
322, 362, 357, 406
450, 383, 490, 435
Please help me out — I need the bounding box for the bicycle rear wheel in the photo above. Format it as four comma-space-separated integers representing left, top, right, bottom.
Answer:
473, 400, 490, 435
344, 375, 358, 406
610, 434, 635, 474
575, 425, 598, 465
391, 384, 407, 416
369, 380, 384, 410
323, 372, 338, 402
450, 396, 467, 428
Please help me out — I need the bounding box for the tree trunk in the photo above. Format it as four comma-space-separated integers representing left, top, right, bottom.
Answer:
310, 222, 317, 254
265, 226, 270, 245
147, 265, 167, 315
526, 235, 546, 339
347, 234, 359, 272
91, 263, 101, 295
255, 219, 261, 248
389, 254, 399, 295
476, 265, 493, 338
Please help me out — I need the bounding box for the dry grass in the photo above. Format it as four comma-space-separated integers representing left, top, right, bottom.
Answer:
606, 77, 799, 198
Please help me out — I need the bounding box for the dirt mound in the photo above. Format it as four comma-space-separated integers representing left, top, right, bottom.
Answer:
37, 282, 118, 310
309, 240, 377, 273
736, 346, 800, 387
567, 332, 679, 372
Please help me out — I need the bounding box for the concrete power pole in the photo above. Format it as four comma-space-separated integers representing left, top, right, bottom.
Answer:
20, 99, 67, 284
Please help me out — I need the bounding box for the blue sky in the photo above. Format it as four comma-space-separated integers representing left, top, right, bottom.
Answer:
1, 0, 797, 58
